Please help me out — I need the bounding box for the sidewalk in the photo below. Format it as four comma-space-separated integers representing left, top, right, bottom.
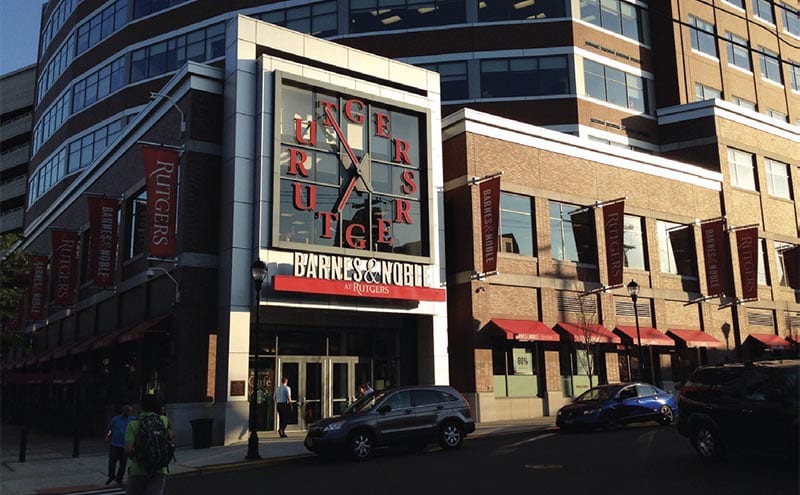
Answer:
1, 417, 556, 495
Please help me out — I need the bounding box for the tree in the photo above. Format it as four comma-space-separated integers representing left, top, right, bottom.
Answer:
1, 233, 30, 356
572, 289, 602, 389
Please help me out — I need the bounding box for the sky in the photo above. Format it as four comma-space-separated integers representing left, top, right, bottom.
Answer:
0, 0, 45, 75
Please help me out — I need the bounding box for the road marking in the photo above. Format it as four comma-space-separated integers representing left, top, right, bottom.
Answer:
492, 432, 557, 456
524, 464, 564, 470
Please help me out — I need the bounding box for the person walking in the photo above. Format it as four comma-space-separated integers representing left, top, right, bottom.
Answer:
273, 377, 294, 438
125, 395, 174, 495
105, 404, 134, 487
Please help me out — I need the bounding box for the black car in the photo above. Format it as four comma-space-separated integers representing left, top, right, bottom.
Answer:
677, 359, 800, 461
303, 385, 476, 461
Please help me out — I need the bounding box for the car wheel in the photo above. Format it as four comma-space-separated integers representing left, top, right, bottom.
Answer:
657, 405, 674, 426
600, 412, 619, 431
438, 421, 464, 450
693, 423, 725, 461
348, 429, 374, 461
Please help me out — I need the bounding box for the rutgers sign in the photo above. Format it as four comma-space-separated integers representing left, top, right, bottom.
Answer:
272, 74, 430, 261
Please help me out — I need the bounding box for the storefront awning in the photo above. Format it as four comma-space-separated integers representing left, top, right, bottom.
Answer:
118, 315, 169, 344
490, 319, 560, 342
91, 328, 128, 351
666, 329, 725, 348
70, 335, 103, 355
614, 326, 674, 346
744, 333, 792, 351
556, 322, 621, 344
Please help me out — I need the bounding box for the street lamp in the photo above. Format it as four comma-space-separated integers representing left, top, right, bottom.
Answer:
246, 259, 267, 460
145, 267, 181, 304
626, 279, 645, 382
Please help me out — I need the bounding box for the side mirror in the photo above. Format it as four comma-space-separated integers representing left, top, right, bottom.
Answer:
377, 404, 392, 414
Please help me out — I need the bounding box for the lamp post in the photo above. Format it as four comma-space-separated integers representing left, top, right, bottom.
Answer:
626, 279, 646, 382
246, 259, 267, 460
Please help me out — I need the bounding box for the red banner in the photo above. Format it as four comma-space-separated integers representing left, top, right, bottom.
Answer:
781, 246, 799, 289
602, 201, 624, 287
700, 220, 728, 297
51, 230, 79, 306
735, 226, 758, 300
478, 176, 500, 273
143, 146, 180, 259
27, 255, 49, 320
87, 196, 120, 287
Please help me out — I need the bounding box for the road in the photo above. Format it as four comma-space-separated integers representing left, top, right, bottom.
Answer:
162, 424, 798, 495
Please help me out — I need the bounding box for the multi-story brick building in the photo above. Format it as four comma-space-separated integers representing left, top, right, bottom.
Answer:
2, 0, 797, 439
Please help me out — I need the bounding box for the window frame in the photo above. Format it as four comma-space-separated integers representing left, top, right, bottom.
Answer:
689, 15, 718, 57
727, 148, 758, 191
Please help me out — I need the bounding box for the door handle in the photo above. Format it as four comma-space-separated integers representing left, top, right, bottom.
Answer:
436, 405, 444, 410
403, 409, 413, 414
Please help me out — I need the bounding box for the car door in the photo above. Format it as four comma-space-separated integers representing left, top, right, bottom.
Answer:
411, 389, 445, 438
373, 390, 416, 442
634, 384, 663, 421
615, 385, 640, 423
740, 368, 794, 453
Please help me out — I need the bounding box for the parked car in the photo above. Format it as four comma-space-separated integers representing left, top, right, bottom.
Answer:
304, 385, 476, 461
556, 382, 677, 431
677, 359, 800, 461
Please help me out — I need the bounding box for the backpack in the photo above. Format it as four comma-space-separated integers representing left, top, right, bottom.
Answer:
134, 414, 171, 474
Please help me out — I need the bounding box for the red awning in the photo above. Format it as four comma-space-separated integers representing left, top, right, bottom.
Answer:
666, 329, 725, 348
745, 333, 792, 351
118, 315, 169, 344
614, 326, 674, 346
91, 328, 128, 350
53, 341, 81, 359
490, 319, 560, 342
70, 335, 103, 355
556, 322, 621, 344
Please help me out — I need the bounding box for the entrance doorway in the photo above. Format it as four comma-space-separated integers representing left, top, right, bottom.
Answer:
277, 356, 359, 432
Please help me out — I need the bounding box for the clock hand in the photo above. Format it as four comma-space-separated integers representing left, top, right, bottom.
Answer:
336, 176, 358, 213
322, 106, 362, 168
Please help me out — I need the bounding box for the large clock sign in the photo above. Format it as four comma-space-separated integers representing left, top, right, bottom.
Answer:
273, 75, 430, 261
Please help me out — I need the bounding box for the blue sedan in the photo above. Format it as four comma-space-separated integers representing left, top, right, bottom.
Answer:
556, 382, 677, 431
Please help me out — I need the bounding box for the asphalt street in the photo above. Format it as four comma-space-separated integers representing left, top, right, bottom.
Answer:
163, 425, 799, 495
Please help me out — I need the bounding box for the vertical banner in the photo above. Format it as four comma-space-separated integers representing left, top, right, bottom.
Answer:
87, 196, 120, 287
51, 230, 79, 306
781, 246, 799, 289
735, 226, 758, 300
700, 220, 728, 297
143, 146, 180, 259
26, 255, 49, 320
478, 176, 501, 273
602, 201, 625, 287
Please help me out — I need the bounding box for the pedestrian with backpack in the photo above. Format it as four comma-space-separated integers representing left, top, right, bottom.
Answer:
125, 395, 174, 495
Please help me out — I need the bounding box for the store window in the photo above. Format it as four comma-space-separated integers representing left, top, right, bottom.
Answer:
689, 16, 717, 57
657, 220, 697, 277
549, 201, 597, 264
623, 214, 646, 270
126, 191, 148, 260
766, 158, 792, 199
728, 148, 757, 191
492, 344, 537, 398
726, 32, 752, 71
500, 193, 535, 256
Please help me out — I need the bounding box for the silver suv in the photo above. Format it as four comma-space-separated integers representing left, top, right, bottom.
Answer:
303, 385, 476, 461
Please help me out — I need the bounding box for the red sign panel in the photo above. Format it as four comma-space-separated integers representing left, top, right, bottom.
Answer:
87, 196, 120, 287
27, 255, 49, 320
478, 176, 500, 273
700, 220, 728, 297
51, 230, 79, 306
143, 146, 180, 259
273, 275, 446, 302
602, 201, 624, 287
735, 226, 758, 300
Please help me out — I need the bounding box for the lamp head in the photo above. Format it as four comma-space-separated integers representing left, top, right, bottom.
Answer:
146, 267, 155, 278
626, 279, 640, 300
251, 259, 267, 291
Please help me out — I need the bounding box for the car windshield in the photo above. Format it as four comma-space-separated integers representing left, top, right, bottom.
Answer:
574, 385, 620, 402
342, 390, 388, 415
